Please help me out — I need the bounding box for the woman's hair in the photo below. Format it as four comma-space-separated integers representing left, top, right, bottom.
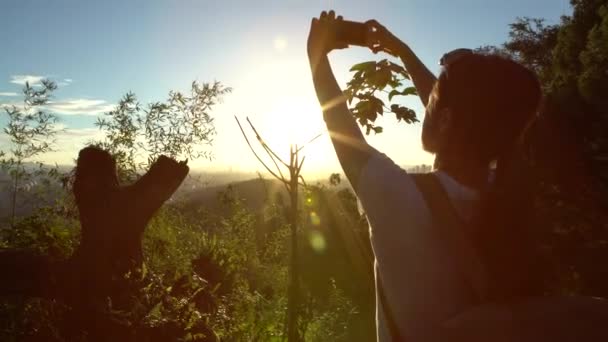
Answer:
436, 54, 545, 300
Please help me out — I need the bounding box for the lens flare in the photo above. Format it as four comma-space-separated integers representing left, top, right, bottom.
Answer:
274, 36, 288, 52
310, 211, 321, 226
309, 230, 326, 253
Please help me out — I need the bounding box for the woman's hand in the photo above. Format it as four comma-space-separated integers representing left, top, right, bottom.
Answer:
307, 11, 349, 62
365, 20, 404, 57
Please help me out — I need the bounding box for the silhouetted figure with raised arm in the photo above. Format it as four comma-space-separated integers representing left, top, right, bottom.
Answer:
308, 10, 608, 342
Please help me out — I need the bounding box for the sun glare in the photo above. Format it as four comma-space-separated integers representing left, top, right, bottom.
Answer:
259, 96, 332, 165
273, 36, 288, 52
235, 56, 341, 175
264, 97, 324, 144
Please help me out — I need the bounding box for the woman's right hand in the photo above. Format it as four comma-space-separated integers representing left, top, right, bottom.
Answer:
365, 20, 404, 57
307, 11, 349, 62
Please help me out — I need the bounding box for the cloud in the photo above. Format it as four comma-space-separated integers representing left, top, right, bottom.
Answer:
54, 126, 105, 153
57, 78, 73, 87
0, 92, 18, 97
1, 96, 114, 116
10, 75, 45, 86
46, 99, 115, 116
61, 127, 102, 138
17, 127, 106, 165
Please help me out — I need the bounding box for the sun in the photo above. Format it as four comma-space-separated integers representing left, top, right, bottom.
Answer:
262, 96, 325, 146
233, 57, 341, 175
256, 96, 335, 170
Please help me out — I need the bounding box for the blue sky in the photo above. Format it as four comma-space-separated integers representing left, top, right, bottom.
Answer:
0, 0, 571, 177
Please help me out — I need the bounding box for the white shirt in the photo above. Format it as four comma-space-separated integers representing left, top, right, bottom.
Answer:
357, 150, 480, 341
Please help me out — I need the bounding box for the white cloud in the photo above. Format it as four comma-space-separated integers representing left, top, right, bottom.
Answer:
57, 78, 73, 87
62, 127, 102, 138
10, 75, 45, 86
1, 96, 114, 116
55, 126, 105, 152
0, 92, 18, 97
22, 127, 106, 165
46, 98, 115, 116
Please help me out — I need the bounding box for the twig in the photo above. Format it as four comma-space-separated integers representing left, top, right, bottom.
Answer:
246, 117, 289, 168
295, 133, 323, 153
296, 156, 306, 176
235, 116, 288, 186
298, 175, 308, 189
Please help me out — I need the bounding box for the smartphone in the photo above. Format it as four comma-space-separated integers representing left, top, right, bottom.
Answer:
335, 20, 367, 47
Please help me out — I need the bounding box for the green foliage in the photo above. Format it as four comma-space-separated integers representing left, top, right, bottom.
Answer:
140, 191, 291, 341
4, 2, 608, 340
302, 280, 357, 342
297, 184, 375, 341
578, 4, 608, 109
345, 59, 418, 135
0, 80, 61, 225
0, 168, 375, 341
504, 17, 559, 81
480, 0, 608, 296
0, 207, 80, 258
95, 81, 231, 180
0, 205, 78, 341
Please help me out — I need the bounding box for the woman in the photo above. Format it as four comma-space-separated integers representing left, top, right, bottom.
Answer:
307, 10, 608, 341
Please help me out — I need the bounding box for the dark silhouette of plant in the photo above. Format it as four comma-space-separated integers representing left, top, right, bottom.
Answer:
0, 77, 230, 340
0, 146, 189, 337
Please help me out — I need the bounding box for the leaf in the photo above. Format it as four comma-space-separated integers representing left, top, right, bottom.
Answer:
388, 62, 410, 79
369, 97, 385, 115
388, 90, 400, 101
368, 68, 392, 89
388, 87, 418, 101
402, 86, 417, 96
391, 105, 419, 124
388, 78, 402, 89
373, 126, 384, 134
366, 110, 378, 122
355, 100, 372, 113
349, 61, 377, 72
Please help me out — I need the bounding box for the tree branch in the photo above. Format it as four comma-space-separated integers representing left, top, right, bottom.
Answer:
235, 116, 289, 186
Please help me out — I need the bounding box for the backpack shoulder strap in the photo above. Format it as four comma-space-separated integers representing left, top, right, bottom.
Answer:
411, 173, 488, 302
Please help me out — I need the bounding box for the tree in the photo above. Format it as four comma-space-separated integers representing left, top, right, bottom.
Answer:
95, 81, 231, 180
0, 80, 60, 227
2, 146, 194, 339
0, 80, 230, 341
236, 116, 322, 342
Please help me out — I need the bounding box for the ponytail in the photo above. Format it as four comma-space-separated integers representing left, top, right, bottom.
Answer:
476, 140, 546, 301
435, 53, 545, 301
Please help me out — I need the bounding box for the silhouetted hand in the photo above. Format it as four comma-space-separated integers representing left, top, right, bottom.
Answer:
365, 19, 404, 57
307, 10, 349, 62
